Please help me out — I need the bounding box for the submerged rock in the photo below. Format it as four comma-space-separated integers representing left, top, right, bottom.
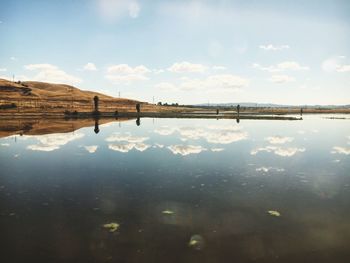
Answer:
188, 235, 205, 250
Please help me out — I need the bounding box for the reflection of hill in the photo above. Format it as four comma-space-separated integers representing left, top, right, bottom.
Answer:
0, 118, 132, 138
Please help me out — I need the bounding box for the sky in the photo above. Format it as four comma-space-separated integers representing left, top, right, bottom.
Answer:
0, 0, 350, 105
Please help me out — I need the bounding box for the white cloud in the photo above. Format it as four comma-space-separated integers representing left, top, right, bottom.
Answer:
336, 65, 350, 72
10, 57, 17, 61
167, 145, 207, 156
265, 136, 294, 144
128, 1, 140, 18
154, 74, 249, 93
168, 61, 207, 73
331, 146, 350, 155
277, 61, 309, 71
106, 64, 150, 84
154, 82, 178, 92
322, 57, 350, 73
26, 133, 84, 152
83, 62, 97, 71
212, 65, 226, 71
84, 145, 98, 153
253, 61, 309, 72
268, 74, 295, 84
24, 63, 82, 85
0, 68, 7, 72
97, 0, 141, 22
181, 74, 249, 92
251, 146, 305, 157
259, 44, 290, 51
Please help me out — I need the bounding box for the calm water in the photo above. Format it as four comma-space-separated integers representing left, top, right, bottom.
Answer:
0, 116, 349, 263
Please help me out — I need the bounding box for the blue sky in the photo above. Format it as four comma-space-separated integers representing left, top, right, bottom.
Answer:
0, 0, 349, 105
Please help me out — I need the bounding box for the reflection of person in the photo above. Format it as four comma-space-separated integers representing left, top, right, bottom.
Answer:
136, 117, 140, 126
236, 117, 240, 123
94, 118, 100, 134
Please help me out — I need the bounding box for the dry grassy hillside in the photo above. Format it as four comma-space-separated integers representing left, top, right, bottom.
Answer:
0, 78, 155, 114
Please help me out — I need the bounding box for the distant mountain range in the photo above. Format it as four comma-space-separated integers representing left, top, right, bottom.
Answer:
194, 102, 350, 108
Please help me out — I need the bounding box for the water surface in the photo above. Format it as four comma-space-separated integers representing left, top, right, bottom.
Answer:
0, 116, 349, 263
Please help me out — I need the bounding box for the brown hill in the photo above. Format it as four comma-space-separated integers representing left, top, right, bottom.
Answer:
0, 78, 155, 115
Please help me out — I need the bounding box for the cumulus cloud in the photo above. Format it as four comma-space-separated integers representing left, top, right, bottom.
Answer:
265, 136, 294, 144
97, 0, 141, 22
167, 145, 207, 156
212, 65, 226, 71
26, 133, 84, 152
84, 145, 98, 153
154, 82, 178, 92
154, 74, 249, 93
322, 57, 350, 73
268, 74, 295, 83
251, 146, 305, 157
253, 61, 309, 72
331, 146, 350, 155
181, 74, 249, 91
106, 64, 150, 84
259, 44, 290, 51
168, 61, 207, 73
83, 63, 97, 71
24, 63, 82, 85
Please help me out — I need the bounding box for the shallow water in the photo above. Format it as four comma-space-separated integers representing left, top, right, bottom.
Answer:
0, 116, 349, 263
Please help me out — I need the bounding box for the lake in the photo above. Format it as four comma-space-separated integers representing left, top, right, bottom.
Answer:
0, 115, 349, 263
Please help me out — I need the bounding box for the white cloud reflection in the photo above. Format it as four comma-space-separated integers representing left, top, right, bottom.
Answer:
256, 167, 285, 173
167, 145, 207, 156
154, 125, 247, 145
108, 142, 150, 153
331, 146, 350, 155
251, 146, 305, 157
106, 132, 150, 153
84, 145, 98, 153
265, 136, 294, 144
26, 133, 84, 152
